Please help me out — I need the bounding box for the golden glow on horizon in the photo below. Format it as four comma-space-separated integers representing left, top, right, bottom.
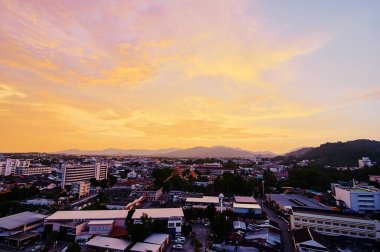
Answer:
0, 1, 379, 153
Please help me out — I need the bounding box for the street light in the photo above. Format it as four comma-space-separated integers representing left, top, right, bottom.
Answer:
262, 180, 265, 200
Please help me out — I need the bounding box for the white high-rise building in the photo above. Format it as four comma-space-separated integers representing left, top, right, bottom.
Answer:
62, 162, 108, 188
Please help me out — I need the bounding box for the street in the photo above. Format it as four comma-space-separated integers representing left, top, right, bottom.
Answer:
257, 199, 294, 252
192, 223, 210, 251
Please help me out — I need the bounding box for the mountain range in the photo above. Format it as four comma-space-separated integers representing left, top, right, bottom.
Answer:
54, 146, 276, 158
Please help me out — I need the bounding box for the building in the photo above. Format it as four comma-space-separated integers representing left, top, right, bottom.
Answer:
0, 211, 47, 249
293, 227, 329, 252
61, 162, 108, 188
143, 233, 170, 252
234, 196, 257, 204
15, 166, 51, 176
25, 198, 55, 206
0, 159, 31, 176
44, 210, 128, 240
129, 242, 161, 252
332, 183, 380, 212
369, 175, 380, 183
233, 203, 262, 215
86, 236, 132, 252
71, 181, 90, 198
266, 194, 330, 213
132, 208, 184, 234
358, 157, 373, 168
290, 208, 380, 240
185, 196, 220, 206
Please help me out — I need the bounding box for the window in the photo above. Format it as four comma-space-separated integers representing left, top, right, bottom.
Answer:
333, 223, 339, 226
309, 220, 315, 223
367, 226, 374, 230
342, 231, 348, 234
317, 221, 323, 224
341, 224, 347, 227
350, 232, 356, 236
325, 222, 331, 225
333, 230, 339, 233
359, 233, 365, 237
325, 229, 331, 232
168, 223, 174, 228
350, 225, 356, 228
176, 223, 181, 227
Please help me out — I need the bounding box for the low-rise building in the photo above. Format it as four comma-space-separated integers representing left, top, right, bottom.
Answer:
129, 242, 161, 252
0, 211, 47, 249
293, 227, 329, 252
132, 208, 184, 234
71, 181, 90, 198
233, 203, 262, 215
44, 210, 129, 240
86, 236, 132, 252
143, 233, 170, 252
25, 198, 55, 206
290, 208, 380, 240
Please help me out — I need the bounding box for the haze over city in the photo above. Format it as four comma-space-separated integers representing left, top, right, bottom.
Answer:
0, 0, 379, 153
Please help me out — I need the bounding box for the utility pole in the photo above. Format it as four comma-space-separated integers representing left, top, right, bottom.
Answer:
262, 180, 265, 201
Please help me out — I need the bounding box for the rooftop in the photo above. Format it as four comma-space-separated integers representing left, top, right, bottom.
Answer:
86, 236, 132, 250
144, 233, 169, 245
46, 210, 129, 221
132, 208, 184, 219
88, 220, 115, 225
0, 211, 47, 230
186, 196, 219, 204
293, 227, 328, 248
267, 194, 329, 210
130, 242, 161, 252
233, 203, 261, 209
234, 196, 257, 204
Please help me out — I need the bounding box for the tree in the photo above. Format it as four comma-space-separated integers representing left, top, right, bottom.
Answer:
211, 213, 232, 241
67, 242, 81, 252
128, 213, 153, 241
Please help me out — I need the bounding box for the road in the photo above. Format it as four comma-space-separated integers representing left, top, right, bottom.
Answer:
257, 199, 294, 252
192, 223, 210, 251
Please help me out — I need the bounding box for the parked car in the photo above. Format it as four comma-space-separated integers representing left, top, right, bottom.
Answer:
31, 246, 42, 252
173, 244, 183, 250
175, 238, 185, 244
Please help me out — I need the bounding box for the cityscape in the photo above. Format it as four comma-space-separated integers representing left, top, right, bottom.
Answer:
1, 1, 380, 252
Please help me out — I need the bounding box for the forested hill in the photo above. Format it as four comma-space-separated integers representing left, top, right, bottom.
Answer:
300, 139, 380, 166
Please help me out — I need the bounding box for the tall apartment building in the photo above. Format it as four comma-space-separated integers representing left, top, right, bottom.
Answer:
290, 208, 380, 240
62, 162, 108, 189
0, 159, 31, 176
332, 182, 380, 212
15, 166, 51, 176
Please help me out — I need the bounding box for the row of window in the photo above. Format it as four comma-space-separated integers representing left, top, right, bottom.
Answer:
295, 225, 375, 238
294, 218, 374, 230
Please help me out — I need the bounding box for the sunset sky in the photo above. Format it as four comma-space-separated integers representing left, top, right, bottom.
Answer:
0, 0, 379, 154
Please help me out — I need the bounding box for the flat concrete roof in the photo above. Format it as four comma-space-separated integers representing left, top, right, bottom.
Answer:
0, 211, 47, 230
186, 196, 219, 204
234, 196, 257, 204
46, 210, 129, 221
88, 220, 115, 225
266, 194, 329, 210
130, 242, 161, 252
86, 236, 131, 250
144, 233, 169, 245
132, 208, 184, 219
233, 203, 261, 209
